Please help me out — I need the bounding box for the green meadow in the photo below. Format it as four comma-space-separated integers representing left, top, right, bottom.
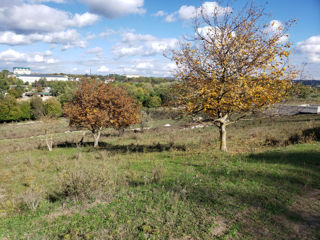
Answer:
0, 113, 319, 239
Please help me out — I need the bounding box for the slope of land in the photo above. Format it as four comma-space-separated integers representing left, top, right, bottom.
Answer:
0, 114, 319, 239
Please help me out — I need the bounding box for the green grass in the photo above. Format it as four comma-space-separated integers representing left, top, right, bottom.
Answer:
0, 115, 320, 239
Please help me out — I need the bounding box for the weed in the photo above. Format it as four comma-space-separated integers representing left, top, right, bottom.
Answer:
49, 169, 110, 201
18, 186, 44, 211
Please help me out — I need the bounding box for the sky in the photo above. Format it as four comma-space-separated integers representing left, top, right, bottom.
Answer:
0, 0, 319, 78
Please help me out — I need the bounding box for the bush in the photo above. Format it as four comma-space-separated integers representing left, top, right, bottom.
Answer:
7, 88, 24, 98
144, 95, 162, 108
30, 95, 44, 120
18, 187, 44, 211
57, 86, 76, 106
0, 95, 21, 122
51, 169, 110, 201
19, 101, 31, 120
44, 98, 63, 118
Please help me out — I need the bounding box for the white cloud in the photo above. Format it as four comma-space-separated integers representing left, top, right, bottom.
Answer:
297, 35, 320, 63
86, 47, 103, 54
268, 20, 283, 32
165, 1, 232, 22
47, 58, 58, 64
97, 65, 109, 73
122, 32, 156, 42
265, 20, 289, 43
153, 10, 166, 17
0, 30, 87, 50
27, 0, 65, 3
136, 62, 154, 69
44, 50, 52, 56
79, 0, 145, 19
112, 32, 179, 58
0, 48, 59, 64
196, 25, 236, 43
200, 2, 232, 17
116, 59, 177, 76
178, 5, 197, 20
2, 0, 23, 6
0, 3, 99, 34
70, 13, 100, 28
165, 14, 176, 23
86, 47, 104, 57
197, 26, 220, 38
43, 30, 87, 49
99, 29, 117, 37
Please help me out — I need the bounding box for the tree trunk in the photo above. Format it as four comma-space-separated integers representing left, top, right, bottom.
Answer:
45, 129, 53, 151
219, 122, 227, 152
93, 128, 102, 148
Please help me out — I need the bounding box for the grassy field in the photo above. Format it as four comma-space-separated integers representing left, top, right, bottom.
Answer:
0, 113, 320, 239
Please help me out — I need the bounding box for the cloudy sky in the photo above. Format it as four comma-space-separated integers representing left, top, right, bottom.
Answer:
0, 0, 319, 78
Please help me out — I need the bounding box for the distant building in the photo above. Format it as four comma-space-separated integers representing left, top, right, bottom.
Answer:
13, 67, 31, 75
126, 75, 141, 78
105, 77, 115, 83
17, 74, 68, 84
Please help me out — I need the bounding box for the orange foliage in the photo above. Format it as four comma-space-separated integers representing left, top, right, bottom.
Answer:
64, 79, 140, 146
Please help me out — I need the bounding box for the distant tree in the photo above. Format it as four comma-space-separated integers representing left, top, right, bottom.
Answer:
0, 79, 9, 92
1, 70, 9, 78
145, 95, 162, 108
44, 98, 63, 118
8, 86, 24, 98
19, 101, 31, 120
38, 78, 48, 88
64, 79, 140, 147
57, 85, 77, 106
30, 95, 45, 120
170, 1, 297, 151
0, 95, 21, 122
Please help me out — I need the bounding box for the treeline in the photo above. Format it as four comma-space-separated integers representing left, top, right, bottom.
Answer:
34, 79, 78, 106
0, 71, 177, 122
109, 74, 175, 84
34, 77, 175, 108
0, 95, 62, 122
0, 70, 27, 99
38, 78, 175, 108
290, 82, 320, 99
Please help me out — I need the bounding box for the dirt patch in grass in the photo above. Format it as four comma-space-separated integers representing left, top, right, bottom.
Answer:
285, 189, 320, 240
211, 215, 227, 236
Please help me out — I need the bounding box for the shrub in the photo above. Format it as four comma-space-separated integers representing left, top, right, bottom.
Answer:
145, 95, 162, 108
44, 98, 63, 118
18, 187, 44, 211
51, 169, 110, 201
30, 95, 44, 120
7, 88, 24, 98
19, 101, 31, 120
0, 95, 21, 122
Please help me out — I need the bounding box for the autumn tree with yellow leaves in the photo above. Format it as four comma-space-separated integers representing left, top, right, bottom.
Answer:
171, 1, 297, 151
64, 79, 140, 147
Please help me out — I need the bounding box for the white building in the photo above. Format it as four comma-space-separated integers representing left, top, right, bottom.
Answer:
17, 74, 69, 84
13, 67, 31, 75
126, 74, 141, 78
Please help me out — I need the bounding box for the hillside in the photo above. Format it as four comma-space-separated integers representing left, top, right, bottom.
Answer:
0, 114, 319, 239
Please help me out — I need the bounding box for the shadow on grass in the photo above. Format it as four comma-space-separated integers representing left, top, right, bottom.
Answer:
157, 150, 320, 238
248, 150, 320, 170
44, 141, 186, 153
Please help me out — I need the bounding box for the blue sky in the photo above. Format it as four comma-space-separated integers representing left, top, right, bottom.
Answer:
0, 0, 319, 78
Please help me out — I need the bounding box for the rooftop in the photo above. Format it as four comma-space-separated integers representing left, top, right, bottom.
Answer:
18, 74, 67, 78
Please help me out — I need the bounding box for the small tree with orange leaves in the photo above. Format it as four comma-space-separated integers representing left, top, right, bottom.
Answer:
170, 1, 297, 151
64, 79, 140, 147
